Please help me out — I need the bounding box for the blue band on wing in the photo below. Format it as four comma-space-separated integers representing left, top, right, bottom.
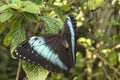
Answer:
28, 36, 68, 70
66, 17, 75, 63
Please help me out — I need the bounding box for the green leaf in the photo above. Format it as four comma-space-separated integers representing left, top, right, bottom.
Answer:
118, 53, 120, 62
60, 5, 72, 12
0, 2, 21, 11
52, 5, 64, 21
22, 4, 40, 13
109, 51, 118, 66
84, 0, 104, 10
21, 1, 40, 13
11, 26, 25, 57
11, 0, 21, 7
4, 25, 25, 58
30, 0, 43, 5
3, 18, 24, 47
22, 61, 49, 80
48, 73, 67, 80
78, 37, 92, 47
40, 16, 62, 34
8, 4, 20, 9
0, 1, 4, 6
0, 10, 14, 22
0, 5, 10, 12
0, 23, 6, 32
3, 32, 11, 46
23, 12, 39, 22
4, 0, 22, 10
102, 49, 118, 66
21, 1, 34, 7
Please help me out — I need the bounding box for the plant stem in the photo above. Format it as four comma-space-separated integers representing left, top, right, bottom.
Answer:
15, 59, 22, 80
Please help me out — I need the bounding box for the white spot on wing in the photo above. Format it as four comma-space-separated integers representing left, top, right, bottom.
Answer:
28, 59, 30, 61
27, 49, 29, 51
19, 55, 22, 57
15, 50, 17, 52
23, 57, 25, 59
19, 45, 22, 47
16, 52, 18, 55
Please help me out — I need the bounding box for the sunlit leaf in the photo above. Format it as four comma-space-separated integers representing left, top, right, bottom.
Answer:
0, 10, 14, 22
4, 18, 23, 47
118, 52, 120, 62
30, 0, 43, 5
84, 0, 104, 10
11, 0, 21, 6
78, 37, 92, 47
8, 4, 20, 9
60, 5, 72, 12
40, 16, 62, 34
22, 61, 49, 80
109, 51, 118, 66
0, 5, 10, 12
22, 4, 40, 14
21, 1, 34, 6
51, 5, 64, 21
0, 23, 6, 32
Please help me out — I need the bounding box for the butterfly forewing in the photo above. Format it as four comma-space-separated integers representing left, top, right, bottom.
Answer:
63, 14, 77, 64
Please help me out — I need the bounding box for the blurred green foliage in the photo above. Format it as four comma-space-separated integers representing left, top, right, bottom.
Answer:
0, 0, 120, 80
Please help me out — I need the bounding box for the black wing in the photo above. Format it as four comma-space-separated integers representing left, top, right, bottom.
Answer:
13, 34, 74, 73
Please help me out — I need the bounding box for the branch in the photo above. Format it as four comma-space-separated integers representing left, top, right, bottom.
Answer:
102, 64, 112, 80
34, 22, 41, 35
95, 52, 120, 76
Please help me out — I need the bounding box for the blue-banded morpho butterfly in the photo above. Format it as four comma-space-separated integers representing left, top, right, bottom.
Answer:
13, 14, 77, 73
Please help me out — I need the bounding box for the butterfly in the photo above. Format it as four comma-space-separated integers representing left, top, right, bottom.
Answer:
13, 14, 77, 73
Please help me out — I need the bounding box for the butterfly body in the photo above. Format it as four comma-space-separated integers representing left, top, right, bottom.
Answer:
13, 14, 77, 73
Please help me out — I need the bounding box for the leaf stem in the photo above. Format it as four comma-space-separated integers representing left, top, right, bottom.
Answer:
15, 59, 22, 80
